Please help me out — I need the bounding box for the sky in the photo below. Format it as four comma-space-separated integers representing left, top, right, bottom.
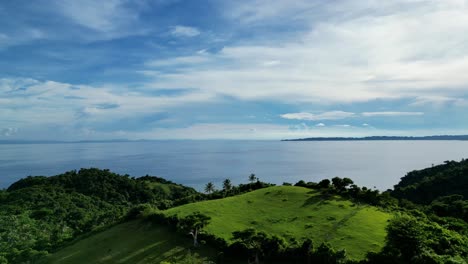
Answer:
1, 0, 468, 140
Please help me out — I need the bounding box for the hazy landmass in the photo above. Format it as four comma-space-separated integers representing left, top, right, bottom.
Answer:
282, 135, 468, 141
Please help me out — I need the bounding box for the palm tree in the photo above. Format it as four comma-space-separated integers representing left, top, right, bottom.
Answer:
249, 173, 257, 184
205, 182, 215, 194
223, 179, 232, 196
249, 173, 257, 190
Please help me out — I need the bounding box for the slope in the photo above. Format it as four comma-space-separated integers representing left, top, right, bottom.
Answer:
41, 219, 217, 264
164, 186, 391, 260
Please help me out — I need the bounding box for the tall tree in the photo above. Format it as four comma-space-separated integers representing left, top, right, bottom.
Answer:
178, 212, 211, 247
204, 182, 215, 194
248, 173, 257, 190
222, 179, 232, 196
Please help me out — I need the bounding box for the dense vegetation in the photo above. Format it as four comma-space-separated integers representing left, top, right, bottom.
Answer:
2, 159, 468, 263
0, 168, 197, 263
393, 159, 468, 221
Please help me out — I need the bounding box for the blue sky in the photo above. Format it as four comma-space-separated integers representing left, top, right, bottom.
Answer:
1, 0, 468, 140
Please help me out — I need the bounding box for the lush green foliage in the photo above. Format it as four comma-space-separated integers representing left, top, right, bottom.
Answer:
0, 168, 197, 263
392, 160, 468, 207
367, 214, 468, 263
4, 161, 468, 263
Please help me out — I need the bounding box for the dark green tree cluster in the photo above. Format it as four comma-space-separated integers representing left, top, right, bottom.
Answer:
294, 177, 394, 207
392, 159, 468, 222
366, 214, 468, 263
392, 159, 468, 204
202, 174, 275, 200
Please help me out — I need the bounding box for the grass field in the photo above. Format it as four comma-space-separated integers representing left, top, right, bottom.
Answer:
42, 219, 217, 264
165, 186, 391, 260
46, 186, 391, 263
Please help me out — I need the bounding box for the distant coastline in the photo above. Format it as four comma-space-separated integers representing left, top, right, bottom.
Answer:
0, 139, 139, 145
282, 135, 468, 141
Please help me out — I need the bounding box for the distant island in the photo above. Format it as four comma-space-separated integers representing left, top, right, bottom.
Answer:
282, 135, 468, 141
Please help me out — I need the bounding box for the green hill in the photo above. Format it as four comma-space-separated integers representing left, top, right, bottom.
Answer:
40, 219, 217, 264
164, 186, 391, 260
392, 159, 468, 204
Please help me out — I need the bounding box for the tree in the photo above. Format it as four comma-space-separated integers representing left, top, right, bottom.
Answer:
178, 212, 211, 247
248, 174, 257, 190
204, 182, 215, 194
222, 179, 232, 196
232, 228, 267, 264
318, 179, 330, 189
332, 177, 354, 192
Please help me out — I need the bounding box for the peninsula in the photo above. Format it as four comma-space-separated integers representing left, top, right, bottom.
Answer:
282, 135, 468, 141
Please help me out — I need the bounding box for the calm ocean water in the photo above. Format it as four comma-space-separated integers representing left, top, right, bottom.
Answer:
1, 140, 467, 191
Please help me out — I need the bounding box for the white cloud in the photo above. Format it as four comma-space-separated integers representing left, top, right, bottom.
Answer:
145, 55, 210, 67
280, 111, 356, 121
410, 95, 468, 107
142, 0, 468, 103
55, 0, 137, 32
316, 123, 325, 127
171, 25, 200, 37
0, 128, 18, 137
0, 78, 215, 138
281, 111, 425, 121
361, 112, 424, 117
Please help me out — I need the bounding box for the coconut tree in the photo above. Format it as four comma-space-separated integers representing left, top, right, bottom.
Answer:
248, 173, 257, 190
204, 182, 215, 194
222, 178, 232, 196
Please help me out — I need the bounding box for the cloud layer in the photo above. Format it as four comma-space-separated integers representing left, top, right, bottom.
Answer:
1, 0, 468, 139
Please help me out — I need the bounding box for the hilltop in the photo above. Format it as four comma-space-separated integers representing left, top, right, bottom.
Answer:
165, 186, 391, 260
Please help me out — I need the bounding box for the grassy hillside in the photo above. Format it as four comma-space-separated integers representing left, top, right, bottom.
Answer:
41, 219, 217, 264
165, 186, 391, 260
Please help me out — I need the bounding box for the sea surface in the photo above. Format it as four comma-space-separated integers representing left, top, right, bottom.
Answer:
1, 140, 468, 191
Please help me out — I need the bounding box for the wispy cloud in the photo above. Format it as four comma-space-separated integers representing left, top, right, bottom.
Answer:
280, 111, 356, 121
361, 112, 424, 117
171, 25, 200, 37
55, 0, 139, 33
281, 111, 425, 120
0, 78, 215, 139
0, 127, 18, 137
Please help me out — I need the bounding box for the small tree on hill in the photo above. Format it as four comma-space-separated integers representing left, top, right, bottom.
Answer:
178, 212, 211, 247
204, 182, 215, 194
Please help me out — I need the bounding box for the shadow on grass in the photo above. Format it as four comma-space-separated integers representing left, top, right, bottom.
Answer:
42, 220, 217, 264
302, 191, 347, 207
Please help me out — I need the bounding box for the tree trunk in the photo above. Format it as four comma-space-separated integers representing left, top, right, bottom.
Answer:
193, 229, 198, 247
